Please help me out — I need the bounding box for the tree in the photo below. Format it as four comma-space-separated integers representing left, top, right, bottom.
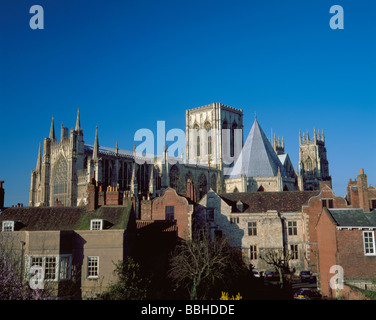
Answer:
0, 233, 61, 300
259, 248, 295, 288
168, 229, 235, 300
96, 257, 150, 300
0, 233, 37, 299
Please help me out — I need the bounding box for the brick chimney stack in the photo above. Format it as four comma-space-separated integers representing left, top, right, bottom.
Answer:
358, 168, 370, 212
106, 185, 120, 205
186, 179, 196, 203
87, 171, 98, 211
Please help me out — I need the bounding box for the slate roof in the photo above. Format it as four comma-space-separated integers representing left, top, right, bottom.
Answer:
219, 190, 319, 213
327, 209, 376, 227
0, 203, 133, 231
228, 118, 288, 178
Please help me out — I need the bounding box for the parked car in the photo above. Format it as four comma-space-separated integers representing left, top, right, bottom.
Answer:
293, 288, 321, 300
263, 270, 279, 281
299, 271, 314, 283
252, 270, 261, 278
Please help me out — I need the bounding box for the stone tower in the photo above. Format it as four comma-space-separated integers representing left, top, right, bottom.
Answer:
185, 102, 243, 172
298, 128, 331, 191
29, 110, 86, 207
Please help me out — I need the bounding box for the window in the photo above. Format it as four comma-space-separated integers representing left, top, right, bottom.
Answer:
45, 257, 57, 280
248, 222, 257, 236
250, 245, 257, 260
230, 216, 239, 224
165, 206, 175, 221
370, 199, 376, 210
288, 221, 297, 236
363, 231, 376, 256
87, 256, 99, 278
59, 255, 72, 280
290, 244, 298, 260
322, 199, 334, 208
90, 219, 103, 230
29, 255, 72, 281
2, 221, 14, 232
206, 208, 214, 222
208, 136, 212, 155
196, 136, 200, 157
53, 158, 68, 206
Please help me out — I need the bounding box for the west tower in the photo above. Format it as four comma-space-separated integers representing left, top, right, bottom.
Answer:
298, 128, 331, 191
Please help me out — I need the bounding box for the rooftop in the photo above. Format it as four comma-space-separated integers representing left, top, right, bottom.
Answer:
0, 203, 133, 231
219, 190, 320, 213
327, 208, 376, 227
228, 118, 288, 178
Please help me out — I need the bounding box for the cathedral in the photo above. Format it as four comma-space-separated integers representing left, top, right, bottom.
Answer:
29, 102, 332, 211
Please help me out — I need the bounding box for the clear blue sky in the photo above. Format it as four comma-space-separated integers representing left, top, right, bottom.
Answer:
0, 0, 375, 207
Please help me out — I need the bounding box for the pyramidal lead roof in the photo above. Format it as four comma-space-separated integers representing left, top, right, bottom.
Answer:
228, 118, 288, 178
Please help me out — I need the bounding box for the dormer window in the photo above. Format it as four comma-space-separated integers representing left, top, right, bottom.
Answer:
2, 221, 15, 232
90, 219, 103, 230
236, 201, 244, 212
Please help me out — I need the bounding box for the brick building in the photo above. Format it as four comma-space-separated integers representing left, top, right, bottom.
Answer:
301, 182, 350, 273
346, 169, 376, 211
316, 207, 376, 298
313, 169, 376, 299
139, 187, 194, 241
0, 203, 136, 299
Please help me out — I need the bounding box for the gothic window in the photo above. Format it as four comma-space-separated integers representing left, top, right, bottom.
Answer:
306, 157, 313, 177
205, 121, 212, 156
222, 120, 229, 156
53, 157, 68, 206
104, 159, 109, 187
231, 122, 238, 157
197, 136, 200, 157
198, 173, 207, 200
169, 165, 180, 192
123, 162, 128, 190
118, 162, 123, 189
210, 174, 217, 192
127, 164, 132, 190
137, 163, 149, 193
157, 175, 161, 190
185, 171, 194, 184
208, 136, 212, 155
257, 185, 264, 192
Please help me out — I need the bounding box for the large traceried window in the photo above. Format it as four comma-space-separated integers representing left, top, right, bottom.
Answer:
53, 158, 68, 206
